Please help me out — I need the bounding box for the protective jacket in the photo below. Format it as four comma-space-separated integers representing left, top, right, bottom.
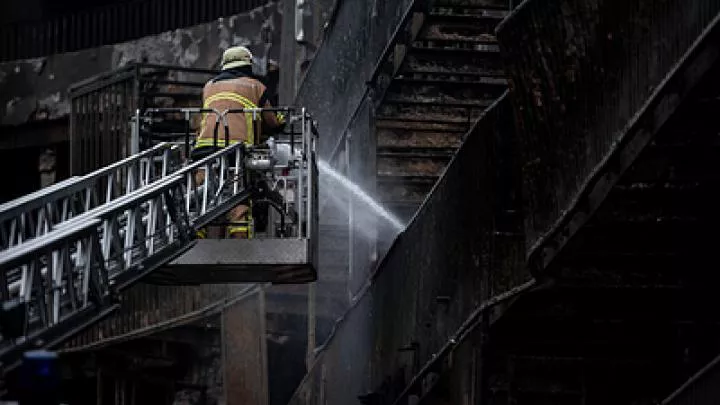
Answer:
197, 67, 285, 148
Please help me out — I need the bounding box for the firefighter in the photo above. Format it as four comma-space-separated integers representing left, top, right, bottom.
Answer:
193, 45, 286, 239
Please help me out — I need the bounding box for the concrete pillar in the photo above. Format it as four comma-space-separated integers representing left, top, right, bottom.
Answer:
221, 289, 269, 405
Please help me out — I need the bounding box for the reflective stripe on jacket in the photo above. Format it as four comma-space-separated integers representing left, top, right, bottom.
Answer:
198, 76, 285, 148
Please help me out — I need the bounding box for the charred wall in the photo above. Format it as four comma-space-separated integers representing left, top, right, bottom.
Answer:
288, 95, 528, 405
496, 0, 720, 265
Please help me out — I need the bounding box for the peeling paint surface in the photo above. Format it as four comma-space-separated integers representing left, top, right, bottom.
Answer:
0, 1, 282, 128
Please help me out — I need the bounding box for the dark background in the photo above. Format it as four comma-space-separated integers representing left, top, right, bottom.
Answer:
1, 0, 135, 24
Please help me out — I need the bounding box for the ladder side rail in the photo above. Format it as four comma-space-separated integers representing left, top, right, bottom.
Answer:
172, 141, 248, 229
3, 176, 182, 300
99, 177, 193, 288
0, 175, 193, 364
0, 142, 173, 219
0, 218, 117, 373
88, 175, 191, 290
3, 175, 189, 299
0, 142, 181, 251
0, 219, 104, 352
0, 177, 80, 212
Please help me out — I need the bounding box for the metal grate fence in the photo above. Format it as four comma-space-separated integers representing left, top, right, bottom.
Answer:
0, 0, 267, 62
69, 63, 218, 175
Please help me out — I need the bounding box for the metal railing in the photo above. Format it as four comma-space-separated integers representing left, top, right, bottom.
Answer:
69, 63, 220, 176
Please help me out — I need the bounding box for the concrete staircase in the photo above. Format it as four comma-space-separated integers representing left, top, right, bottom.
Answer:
375, 0, 510, 223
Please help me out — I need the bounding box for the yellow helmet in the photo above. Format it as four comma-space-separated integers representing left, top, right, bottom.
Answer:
221, 46, 253, 70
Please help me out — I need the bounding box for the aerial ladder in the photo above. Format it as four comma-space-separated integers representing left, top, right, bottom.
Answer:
0, 107, 319, 373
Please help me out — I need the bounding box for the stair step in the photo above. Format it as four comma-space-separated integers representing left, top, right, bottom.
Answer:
376, 118, 469, 131
376, 175, 437, 207
392, 76, 507, 87
378, 103, 485, 124
402, 50, 504, 77
377, 127, 464, 149
397, 70, 505, 83
383, 85, 497, 110
420, 15, 504, 43
430, 6, 509, 17
378, 155, 448, 177
383, 93, 497, 108
375, 114, 475, 126
432, 0, 510, 10
376, 174, 440, 182
376, 147, 457, 159
410, 42, 500, 54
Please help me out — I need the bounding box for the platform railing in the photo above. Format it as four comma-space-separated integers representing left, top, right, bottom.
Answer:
140, 106, 319, 240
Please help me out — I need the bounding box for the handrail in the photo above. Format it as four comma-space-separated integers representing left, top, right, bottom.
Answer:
661, 351, 720, 405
